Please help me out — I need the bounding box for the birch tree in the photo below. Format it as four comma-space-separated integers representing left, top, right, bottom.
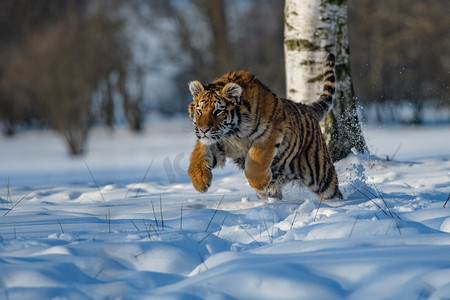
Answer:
284, 0, 366, 161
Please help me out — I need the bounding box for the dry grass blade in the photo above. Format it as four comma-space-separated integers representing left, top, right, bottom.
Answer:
151, 200, 159, 230
443, 194, 450, 208
314, 197, 324, 221
180, 204, 184, 231
290, 206, 301, 230
130, 219, 140, 231
159, 194, 164, 231
85, 161, 105, 202
350, 183, 389, 217
372, 184, 401, 220
149, 224, 160, 238
216, 213, 229, 237
1, 177, 12, 205
262, 216, 273, 244
6, 177, 11, 203
58, 219, 65, 234
197, 231, 213, 244
134, 158, 154, 198
387, 143, 401, 161
3, 190, 33, 216
143, 220, 151, 240
205, 195, 224, 233
239, 224, 262, 247
348, 215, 359, 238
106, 210, 111, 233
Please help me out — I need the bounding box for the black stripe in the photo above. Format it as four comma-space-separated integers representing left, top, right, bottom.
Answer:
324, 70, 334, 78
313, 141, 321, 186
323, 84, 335, 94
318, 166, 334, 194
249, 114, 261, 137
268, 99, 279, 122
302, 118, 314, 187
211, 155, 217, 168
253, 125, 269, 141
217, 142, 224, 153
234, 106, 242, 126
289, 160, 296, 176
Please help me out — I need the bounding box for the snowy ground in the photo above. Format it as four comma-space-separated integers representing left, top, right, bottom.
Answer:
1, 118, 449, 299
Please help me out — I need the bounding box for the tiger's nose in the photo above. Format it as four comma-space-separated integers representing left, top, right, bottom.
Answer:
199, 127, 210, 133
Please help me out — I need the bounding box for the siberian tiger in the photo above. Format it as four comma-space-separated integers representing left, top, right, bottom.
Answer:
187, 54, 342, 201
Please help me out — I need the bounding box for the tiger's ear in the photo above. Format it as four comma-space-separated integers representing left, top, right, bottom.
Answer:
189, 81, 204, 98
222, 82, 242, 103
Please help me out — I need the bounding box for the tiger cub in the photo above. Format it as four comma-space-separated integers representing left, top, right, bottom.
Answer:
187, 54, 342, 201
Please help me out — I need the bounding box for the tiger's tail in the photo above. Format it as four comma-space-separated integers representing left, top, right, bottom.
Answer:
311, 53, 336, 121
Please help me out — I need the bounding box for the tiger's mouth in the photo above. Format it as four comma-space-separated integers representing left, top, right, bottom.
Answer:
196, 127, 222, 144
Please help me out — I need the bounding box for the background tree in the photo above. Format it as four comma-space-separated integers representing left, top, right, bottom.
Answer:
284, 0, 367, 161
0, 1, 130, 155
348, 0, 450, 124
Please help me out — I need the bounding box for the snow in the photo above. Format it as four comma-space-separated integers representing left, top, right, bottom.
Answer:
1, 118, 450, 299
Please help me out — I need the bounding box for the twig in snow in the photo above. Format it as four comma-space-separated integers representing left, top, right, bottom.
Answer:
130, 219, 140, 231
386, 143, 401, 162
85, 161, 105, 202
372, 184, 401, 220
151, 200, 159, 230
0, 177, 7, 205
133, 159, 154, 198
149, 224, 160, 238
180, 204, 184, 231
348, 215, 359, 238
197, 231, 213, 244
58, 219, 65, 234
3, 190, 32, 216
143, 220, 151, 240
106, 210, 111, 233
443, 194, 450, 208
314, 197, 324, 221
395, 219, 402, 235
198, 212, 229, 244
94, 267, 104, 279
385, 219, 402, 236
205, 195, 224, 233
216, 213, 229, 237
159, 194, 164, 231
239, 224, 262, 247
263, 216, 273, 244
290, 206, 301, 230
350, 183, 389, 217
6, 177, 11, 204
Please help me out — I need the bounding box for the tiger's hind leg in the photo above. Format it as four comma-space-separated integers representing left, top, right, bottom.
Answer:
298, 137, 343, 201
256, 182, 283, 200
302, 164, 342, 201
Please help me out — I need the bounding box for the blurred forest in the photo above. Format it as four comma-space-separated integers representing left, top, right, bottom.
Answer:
0, 0, 449, 155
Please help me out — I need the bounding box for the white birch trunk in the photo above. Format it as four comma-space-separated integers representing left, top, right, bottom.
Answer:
284, 0, 329, 103
284, 0, 367, 161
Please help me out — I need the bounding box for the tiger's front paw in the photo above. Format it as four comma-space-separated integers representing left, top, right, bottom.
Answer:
188, 159, 212, 192
245, 169, 271, 191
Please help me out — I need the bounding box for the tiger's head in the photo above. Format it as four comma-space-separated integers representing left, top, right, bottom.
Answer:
188, 80, 242, 144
